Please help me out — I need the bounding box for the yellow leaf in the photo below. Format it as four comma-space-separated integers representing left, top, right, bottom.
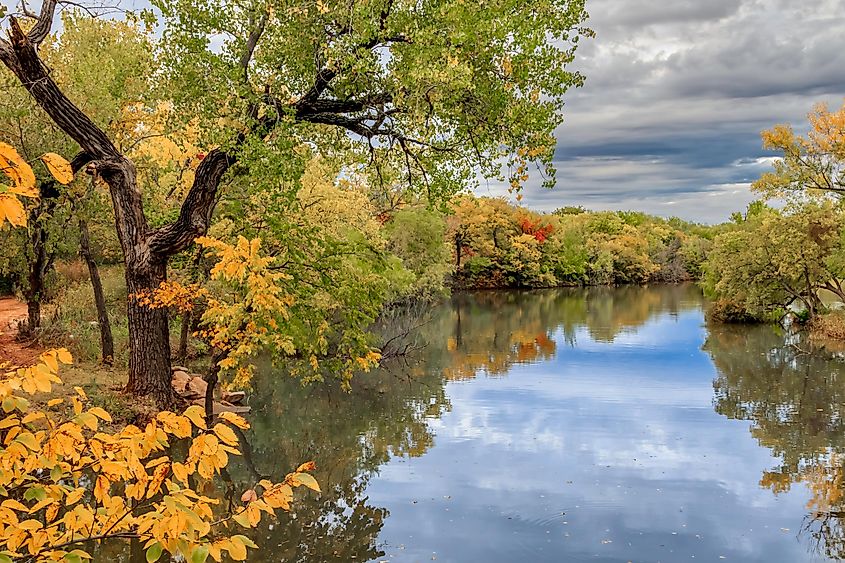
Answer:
291, 473, 320, 493
56, 348, 73, 364
212, 423, 239, 446
184, 405, 207, 429
88, 407, 112, 422
146, 462, 170, 498
296, 461, 317, 473
47, 398, 64, 407
0, 194, 26, 227
171, 462, 190, 482
218, 412, 249, 429
65, 487, 85, 506
227, 536, 248, 560
40, 152, 74, 184
94, 475, 110, 501
0, 142, 36, 193
21, 412, 45, 424
2, 499, 29, 512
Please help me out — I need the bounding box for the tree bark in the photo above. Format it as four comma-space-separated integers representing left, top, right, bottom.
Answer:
22, 184, 60, 335
26, 300, 41, 334
79, 219, 114, 364
123, 258, 177, 407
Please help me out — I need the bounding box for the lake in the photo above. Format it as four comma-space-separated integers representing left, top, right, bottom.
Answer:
123, 285, 845, 561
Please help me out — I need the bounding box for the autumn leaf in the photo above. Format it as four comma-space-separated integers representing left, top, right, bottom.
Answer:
291, 472, 320, 493
0, 195, 27, 227
183, 405, 207, 429
40, 153, 74, 184
240, 489, 258, 503
0, 142, 36, 195
296, 461, 317, 473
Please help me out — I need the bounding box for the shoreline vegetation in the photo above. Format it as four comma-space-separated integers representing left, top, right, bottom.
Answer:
7, 191, 845, 376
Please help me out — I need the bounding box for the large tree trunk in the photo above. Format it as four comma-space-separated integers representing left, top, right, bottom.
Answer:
79, 219, 114, 364
124, 259, 176, 407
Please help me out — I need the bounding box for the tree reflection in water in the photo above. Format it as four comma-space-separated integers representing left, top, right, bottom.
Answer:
705, 323, 845, 560
93, 284, 705, 562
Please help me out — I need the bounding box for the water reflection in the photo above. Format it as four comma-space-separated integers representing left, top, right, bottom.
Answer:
705, 323, 845, 560
434, 284, 703, 379
104, 284, 845, 562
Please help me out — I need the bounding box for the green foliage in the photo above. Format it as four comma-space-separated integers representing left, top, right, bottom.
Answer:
149, 0, 592, 199
384, 208, 452, 301
703, 200, 845, 321
448, 194, 716, 288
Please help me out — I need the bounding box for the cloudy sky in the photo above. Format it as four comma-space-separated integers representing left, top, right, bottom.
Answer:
2, 0, 842, 223
478, 0, 845, 223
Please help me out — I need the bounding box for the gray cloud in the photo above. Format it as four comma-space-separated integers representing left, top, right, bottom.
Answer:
497, 0, 845, 223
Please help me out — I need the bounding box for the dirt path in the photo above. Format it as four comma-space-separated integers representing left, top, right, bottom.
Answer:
0, 298, 42, 365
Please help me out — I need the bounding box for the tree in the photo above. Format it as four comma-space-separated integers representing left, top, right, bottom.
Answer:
383, 207, 452, 301
703, 201, 845, 321
754, 101, 845, 200
0, 13, 152, 356
0, 0, 591, 406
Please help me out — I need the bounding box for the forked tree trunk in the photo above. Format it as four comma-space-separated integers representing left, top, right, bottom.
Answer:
79, 219, 114, 364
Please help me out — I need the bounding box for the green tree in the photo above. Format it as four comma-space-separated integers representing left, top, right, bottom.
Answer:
0, 0, 591, 406
383, 207, 452, 301
703, 201, 845, 320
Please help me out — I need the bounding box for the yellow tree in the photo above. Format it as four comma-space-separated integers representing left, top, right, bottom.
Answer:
754, 101, 845, 198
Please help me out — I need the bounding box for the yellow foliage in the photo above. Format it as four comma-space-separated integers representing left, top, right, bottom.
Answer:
0, 142, 39, 227
39, 153, 74, 185
0, 351, 319, 562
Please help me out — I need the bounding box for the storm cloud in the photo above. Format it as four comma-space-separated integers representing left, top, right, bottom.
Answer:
485, 0, 845, 223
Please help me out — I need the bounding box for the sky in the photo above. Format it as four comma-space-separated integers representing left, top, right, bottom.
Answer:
2, 0, 843, 223
477, 0, 845, 223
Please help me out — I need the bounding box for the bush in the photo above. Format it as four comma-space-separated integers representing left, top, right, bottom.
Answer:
707, 299, 762, 324
811, 311, 845, 340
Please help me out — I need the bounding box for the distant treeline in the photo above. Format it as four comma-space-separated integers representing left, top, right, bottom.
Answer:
445, 195, 721, 289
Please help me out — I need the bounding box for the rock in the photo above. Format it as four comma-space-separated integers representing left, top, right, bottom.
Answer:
186, 376, 208, 399
172, 366, 190, 373
190, 398, 251, 414
171, 370, 191, 392
221, 390, 246, 405
170, 371, 191, 389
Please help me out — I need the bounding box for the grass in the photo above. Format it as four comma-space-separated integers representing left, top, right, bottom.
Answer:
41, 262, 130, 365
31, 362, 158, 427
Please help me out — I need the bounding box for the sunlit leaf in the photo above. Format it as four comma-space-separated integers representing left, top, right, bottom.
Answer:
41, 152, 74, 184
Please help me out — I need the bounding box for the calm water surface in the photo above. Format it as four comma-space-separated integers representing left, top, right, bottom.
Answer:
127, 286, 845, 561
